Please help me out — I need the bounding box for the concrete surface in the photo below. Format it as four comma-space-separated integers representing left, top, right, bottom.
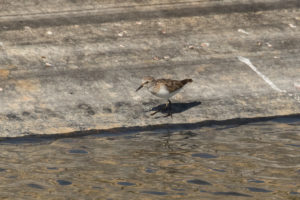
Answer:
0, 0, 299, 137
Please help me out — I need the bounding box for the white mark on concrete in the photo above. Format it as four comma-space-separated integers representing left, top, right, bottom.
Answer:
238, 29, 249, 35
47, 31, 53, 35
118, 31, 127, 37
294, 82, 300, 90
163, 55, 170, 60
289, 92, 300, 103
101, 81, 113, 89
289, 24, 296, 28
24, 26, 33, 34
266, 42, 272, 47
201, 42, 210, 47
237, 56, 286, 93
161, 30, 167, 34
45, 62, 52, 67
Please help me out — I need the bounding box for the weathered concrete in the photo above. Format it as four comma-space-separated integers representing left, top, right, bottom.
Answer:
0, 0, 299, 137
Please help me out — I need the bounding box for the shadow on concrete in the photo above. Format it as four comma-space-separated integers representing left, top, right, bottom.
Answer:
1, 114, 300, 143
150, 101, 202, 116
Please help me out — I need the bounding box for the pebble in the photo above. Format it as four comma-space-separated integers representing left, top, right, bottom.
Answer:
201, 42, 210, 47
289, 24, 296, 28
45, 62, 52, 67
238, 29, 249, 35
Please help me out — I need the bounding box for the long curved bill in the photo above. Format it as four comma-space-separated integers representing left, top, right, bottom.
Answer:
136, 84, 144, 92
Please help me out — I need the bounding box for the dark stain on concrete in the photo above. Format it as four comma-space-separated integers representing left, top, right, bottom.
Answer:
115, 101, 131, 108
78, 103, 96, 116
6, 113, 22, 121
34, 107, 62, 119
22, 111, 31, 116
0, 1, 299, 30
102, 107, 112, 113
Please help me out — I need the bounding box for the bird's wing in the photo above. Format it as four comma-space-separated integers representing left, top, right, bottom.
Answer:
156, 79, 184, 93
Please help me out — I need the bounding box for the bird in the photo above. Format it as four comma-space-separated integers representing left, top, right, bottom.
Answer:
136, 76, 193, 117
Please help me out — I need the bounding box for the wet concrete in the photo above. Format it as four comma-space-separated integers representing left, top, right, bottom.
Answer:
0, 0, 300, 136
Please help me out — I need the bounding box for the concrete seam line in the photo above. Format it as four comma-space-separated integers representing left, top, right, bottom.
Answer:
237, 56, 286, 93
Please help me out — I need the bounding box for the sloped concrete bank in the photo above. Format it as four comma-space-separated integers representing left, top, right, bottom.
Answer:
0, 0, 299, 137
1, 114, 299, 142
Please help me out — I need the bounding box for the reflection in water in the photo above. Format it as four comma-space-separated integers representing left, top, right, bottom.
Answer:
192, 153, 218, 158
213, 191, 252, 197
0, 118, 299, 199
247, 187, 272, 193
187, 179, 211, 185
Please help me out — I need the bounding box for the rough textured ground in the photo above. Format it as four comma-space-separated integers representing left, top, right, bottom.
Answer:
0, 0, 299, 137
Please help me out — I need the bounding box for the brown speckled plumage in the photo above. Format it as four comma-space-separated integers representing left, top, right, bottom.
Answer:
153, 79, 193, 93
136, 76, 193, 117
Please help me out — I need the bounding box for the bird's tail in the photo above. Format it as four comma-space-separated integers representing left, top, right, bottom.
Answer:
181, 79, 193, 85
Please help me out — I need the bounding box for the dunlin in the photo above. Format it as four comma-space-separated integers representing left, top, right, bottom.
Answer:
136, 76, 193, 117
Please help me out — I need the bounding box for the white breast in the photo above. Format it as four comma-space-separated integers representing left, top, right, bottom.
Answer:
151, 85, 181, 99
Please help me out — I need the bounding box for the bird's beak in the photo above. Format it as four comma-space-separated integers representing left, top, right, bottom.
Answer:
136, 84, 144, 92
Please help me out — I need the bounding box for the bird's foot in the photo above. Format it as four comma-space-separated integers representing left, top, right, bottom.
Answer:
164, 112, 173, 118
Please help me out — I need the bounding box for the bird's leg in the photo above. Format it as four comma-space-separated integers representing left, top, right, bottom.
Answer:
151, 101, 168, 116
151, 101, 164, 116
164, 99, 172, 118
165, 100, 169, 110
151, 100, 170, 116
169, 100, 172, 117
151, 100, 173, 117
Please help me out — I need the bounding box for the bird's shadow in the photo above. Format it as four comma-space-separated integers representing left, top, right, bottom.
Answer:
149, 101, 201, 116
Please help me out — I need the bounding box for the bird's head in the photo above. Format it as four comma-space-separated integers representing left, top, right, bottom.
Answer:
136, 76, 155, 91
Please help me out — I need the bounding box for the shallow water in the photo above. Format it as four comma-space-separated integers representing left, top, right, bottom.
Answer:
0, 118, 300, 199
